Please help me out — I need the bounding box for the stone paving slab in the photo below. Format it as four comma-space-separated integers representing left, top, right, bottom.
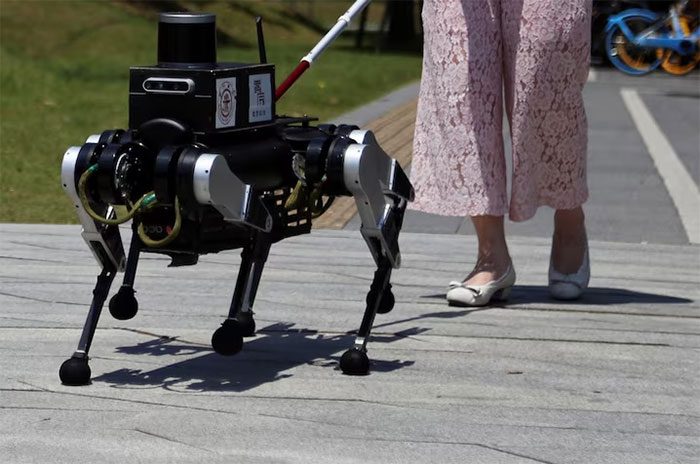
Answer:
1, 224, 698, 463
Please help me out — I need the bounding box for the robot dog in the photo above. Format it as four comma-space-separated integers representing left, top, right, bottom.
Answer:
59, 8, 414, 386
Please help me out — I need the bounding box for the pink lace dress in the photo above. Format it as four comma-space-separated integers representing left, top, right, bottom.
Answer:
410, 0, 591, 221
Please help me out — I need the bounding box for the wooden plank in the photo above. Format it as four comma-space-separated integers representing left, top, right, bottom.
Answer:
313, 99, 418, 229
363, 100, 417, 133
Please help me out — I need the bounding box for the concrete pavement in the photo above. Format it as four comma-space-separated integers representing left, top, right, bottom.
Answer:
1, 68, 699, 463
1, 224, 698, 464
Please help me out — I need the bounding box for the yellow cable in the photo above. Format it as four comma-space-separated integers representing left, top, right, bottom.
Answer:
284, 180, 334, 218
284, 181, 306, 210
137, 196, 182, 248
78, 165, 156, 225
78, 163, 182, 247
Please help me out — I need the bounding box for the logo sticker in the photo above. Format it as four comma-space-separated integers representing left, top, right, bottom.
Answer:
248, 74, 272, 123
216, 78, 237, 128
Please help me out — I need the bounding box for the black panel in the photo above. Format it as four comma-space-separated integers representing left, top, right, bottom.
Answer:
129, 64, 275, 133
158, 14, 216, 67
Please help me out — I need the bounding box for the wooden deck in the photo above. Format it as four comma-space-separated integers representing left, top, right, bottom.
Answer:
313, 99, 418, 229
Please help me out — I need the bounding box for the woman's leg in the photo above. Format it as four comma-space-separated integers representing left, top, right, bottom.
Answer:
411, 0, 513, 285
552, 207, 587, 273
411, 0, 507, 218
466, 215, 512, 285
501, 0, 591, 222
501, 0, 591, 275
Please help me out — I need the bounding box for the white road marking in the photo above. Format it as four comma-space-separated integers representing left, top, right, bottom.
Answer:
588, 68, 598, 82
621, 88, 700, 244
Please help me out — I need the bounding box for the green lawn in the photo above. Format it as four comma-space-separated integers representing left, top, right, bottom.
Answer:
0, 1, 421, 223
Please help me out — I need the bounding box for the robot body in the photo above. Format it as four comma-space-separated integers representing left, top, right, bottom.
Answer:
58, 12, 414, 386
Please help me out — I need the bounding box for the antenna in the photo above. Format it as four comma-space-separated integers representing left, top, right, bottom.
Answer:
256, 16, 267, 64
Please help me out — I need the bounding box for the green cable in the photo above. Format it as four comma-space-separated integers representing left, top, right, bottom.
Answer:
137, 196, 182, 248
78, 164, 182, 247
78, 165, 154, 225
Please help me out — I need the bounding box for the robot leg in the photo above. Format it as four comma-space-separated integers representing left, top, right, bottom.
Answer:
58, 269, 116, 386
211, 231, 272, 356
108, 230, 142, 321
59, 144, 127, 385
327, 130, 414, 375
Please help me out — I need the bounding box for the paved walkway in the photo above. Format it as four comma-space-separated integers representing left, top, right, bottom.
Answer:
1, 68, 699, 463
320, 69, 700, 246
1, 224, 698, 464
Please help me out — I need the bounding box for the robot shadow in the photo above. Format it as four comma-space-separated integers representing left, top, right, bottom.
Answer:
93, 322, 416, 392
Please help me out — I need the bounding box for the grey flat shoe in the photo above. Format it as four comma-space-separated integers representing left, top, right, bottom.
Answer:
447, 265, 516, 307
549, 244, 590, 300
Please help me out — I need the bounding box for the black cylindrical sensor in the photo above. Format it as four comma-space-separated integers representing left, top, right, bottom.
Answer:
158, 13, 216, 67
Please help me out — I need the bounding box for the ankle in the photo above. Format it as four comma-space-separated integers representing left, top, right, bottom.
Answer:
551, 228, 588, 275
554, 212, 586, 244
467, 252, 512, 285
553, 230, 586, 248
477, 247, 510, 263
476, 247, 511, 270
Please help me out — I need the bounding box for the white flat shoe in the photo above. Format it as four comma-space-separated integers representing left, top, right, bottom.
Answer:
549, 244, 590, 300
447, 265, 516, 307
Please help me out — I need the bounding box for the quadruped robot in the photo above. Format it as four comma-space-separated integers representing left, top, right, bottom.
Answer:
59, 5, 414, 386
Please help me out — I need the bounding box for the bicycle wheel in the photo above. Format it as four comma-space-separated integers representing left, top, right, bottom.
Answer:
606, 16, 663, 75
657, 15, 700, 75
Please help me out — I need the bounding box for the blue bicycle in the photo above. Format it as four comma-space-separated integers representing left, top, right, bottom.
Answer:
606, 0, 700, 75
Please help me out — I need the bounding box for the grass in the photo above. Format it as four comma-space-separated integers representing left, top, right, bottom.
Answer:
0, 0, 422, 223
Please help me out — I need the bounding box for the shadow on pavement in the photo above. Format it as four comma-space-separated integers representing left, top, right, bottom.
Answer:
510, 285, 693, 306
91, 286, 691, 390
92, 322, 415, 392
372, 307, 491, 331
420, 286, 693, 306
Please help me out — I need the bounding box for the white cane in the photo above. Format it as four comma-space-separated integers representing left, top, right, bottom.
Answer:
275, 0, 372, 101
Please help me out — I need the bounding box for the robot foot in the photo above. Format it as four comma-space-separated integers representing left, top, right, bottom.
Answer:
59, 356, 91, 386
211, 319, 244, 356
340, 348, 370, 376
108, 286, 138, 320
235, 311, 256, 338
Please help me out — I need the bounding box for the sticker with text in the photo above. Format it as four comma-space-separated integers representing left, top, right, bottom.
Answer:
248, 74, 272, 123
216, 77, 237, 128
